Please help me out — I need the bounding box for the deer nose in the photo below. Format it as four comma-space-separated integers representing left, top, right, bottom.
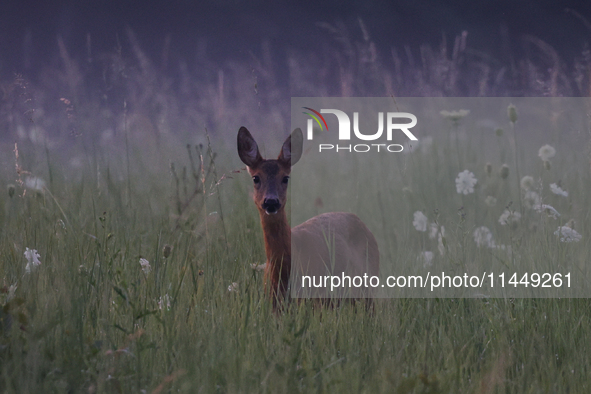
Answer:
262, 198, 281, 214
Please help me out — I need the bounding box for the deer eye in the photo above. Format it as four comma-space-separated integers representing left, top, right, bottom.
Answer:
252, 175, 260, 184
282, 176, 289, 184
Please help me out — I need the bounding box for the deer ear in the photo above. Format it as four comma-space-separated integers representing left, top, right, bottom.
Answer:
278, 128, 303, 167
237, 127, 263, 168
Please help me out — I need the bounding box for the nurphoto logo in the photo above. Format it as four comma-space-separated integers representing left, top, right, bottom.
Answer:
302, 107, 418, 153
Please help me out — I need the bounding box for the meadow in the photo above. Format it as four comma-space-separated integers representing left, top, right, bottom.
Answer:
1, 28, 591, 392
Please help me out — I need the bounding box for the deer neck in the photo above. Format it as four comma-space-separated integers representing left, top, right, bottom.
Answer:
259, 209, 291, 300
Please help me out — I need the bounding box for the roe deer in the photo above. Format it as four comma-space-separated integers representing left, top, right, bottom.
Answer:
237, 127, 380, 309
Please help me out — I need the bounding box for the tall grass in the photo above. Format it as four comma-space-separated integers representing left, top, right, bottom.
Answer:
1, 25, 591, 392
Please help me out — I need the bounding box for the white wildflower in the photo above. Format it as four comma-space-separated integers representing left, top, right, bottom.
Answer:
538, 145, 556, 161
473, 226, 496, 248
427, 223, 446, 254
440, 109, 470, 122
24, 247, 41, 273
524, 190, 542, 208
534, 204, 560, 219
24, 176, 46, 191
428, 223, 439, 239
7, 284, 17, 301
228, 282, 239, 292
554, 226, 582, 243
413, 211, 428, 232
456, 170, 478, 195
420, 251, 434, 268
250, 263, 266, 272
139, 258, 151, 275
485, 196, 497, 207
549, 183, 568, 197
520, 176, 535, 191
498, 209, 521, 226
158, 294, 172, 310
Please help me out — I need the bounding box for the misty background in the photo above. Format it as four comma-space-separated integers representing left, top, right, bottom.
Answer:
1, 0, 591, 152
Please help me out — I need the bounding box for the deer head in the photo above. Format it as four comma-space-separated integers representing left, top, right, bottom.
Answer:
237, 127, 303, 216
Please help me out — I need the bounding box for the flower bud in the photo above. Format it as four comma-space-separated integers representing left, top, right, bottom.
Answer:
163, 244, 172, 259
8, 184, 15, 198
495, 128, 504, 137
500, 164, 510, 179
485, 162, 493, 176
508, 104, 518, 123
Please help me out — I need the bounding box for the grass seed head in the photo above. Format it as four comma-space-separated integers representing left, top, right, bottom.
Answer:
163, 244, 172, 258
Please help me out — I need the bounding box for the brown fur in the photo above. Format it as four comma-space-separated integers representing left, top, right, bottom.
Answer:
237, 127, 379, 310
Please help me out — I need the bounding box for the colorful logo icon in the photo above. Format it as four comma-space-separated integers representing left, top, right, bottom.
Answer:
302, 107, 328, 132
